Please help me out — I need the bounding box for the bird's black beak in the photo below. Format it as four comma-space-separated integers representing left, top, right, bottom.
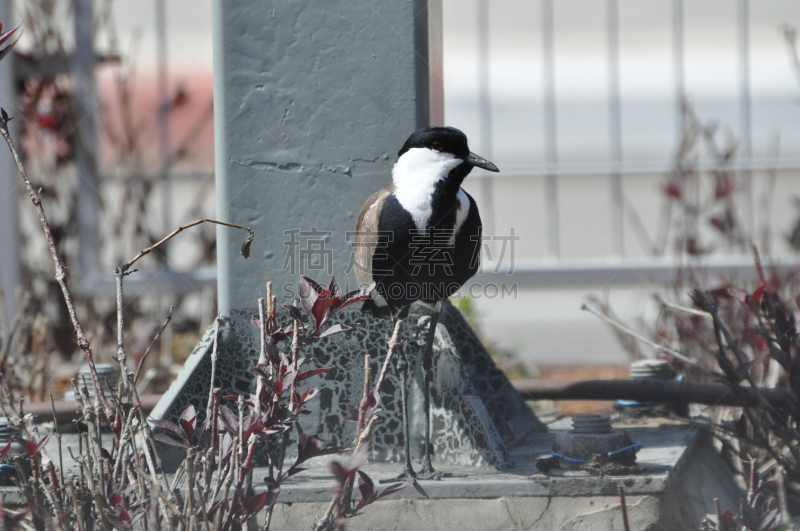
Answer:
465, 152, 499, 172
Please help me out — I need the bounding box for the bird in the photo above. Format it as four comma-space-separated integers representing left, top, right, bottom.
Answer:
354, 126, 499, 480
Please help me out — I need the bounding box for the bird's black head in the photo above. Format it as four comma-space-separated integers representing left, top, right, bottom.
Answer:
398, 126, 499, 173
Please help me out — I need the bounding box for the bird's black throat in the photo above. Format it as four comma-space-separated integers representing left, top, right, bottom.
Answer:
371, 168, 481, 312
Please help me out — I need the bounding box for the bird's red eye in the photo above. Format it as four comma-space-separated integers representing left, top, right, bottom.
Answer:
432, 142, 444, 151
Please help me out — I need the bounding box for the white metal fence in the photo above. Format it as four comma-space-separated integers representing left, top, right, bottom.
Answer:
449, 0, 800, 287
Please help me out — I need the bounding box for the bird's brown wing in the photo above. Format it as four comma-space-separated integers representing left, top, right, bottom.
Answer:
354, 183, 394, 288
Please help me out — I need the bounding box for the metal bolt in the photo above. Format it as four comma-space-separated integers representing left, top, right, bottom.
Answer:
571, 413, 612, 434
630, 359, 675, 381
553, 413, 637, 470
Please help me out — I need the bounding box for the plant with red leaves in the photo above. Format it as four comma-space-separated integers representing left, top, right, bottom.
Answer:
701, 460, 784, 531
142, 277, 375, 530
655, 103, 750, 260
0, 21, 20, 62
590, 240, 800, 524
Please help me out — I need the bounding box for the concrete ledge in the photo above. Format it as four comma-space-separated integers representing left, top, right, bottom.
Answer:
14, 419, 739, 530
259, 421, 741, 530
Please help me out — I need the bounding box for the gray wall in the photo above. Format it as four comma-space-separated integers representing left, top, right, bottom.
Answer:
212, 0, 442, 313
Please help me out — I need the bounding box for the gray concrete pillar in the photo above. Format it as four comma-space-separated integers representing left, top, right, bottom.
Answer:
213, 0, 443, 311
152, 0, 543, 472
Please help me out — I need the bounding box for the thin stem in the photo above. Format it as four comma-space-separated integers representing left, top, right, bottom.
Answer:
48, 391, 63, 490
122, 218, 253, 270
205, 317, 221, 419
134, 305, 174, 386
256, 297, 267, 416
0, 114, 113, 420
289, 300, 299, 412
582, 302, 709, 373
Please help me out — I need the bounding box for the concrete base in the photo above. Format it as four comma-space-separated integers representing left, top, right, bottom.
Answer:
150, 302, 544, 471
256, 420, 740, 530
12, 419, 739, 530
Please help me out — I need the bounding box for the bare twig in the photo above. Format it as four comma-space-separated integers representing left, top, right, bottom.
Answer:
123, 218, 254, 270
48, 391, 63, 490
619, 487, 630, 531
256, 297, 267, 416
134, 305, 174, 386
374, 319, 404, 395
206, 317, 221, 420
289, 300, 299, 412
654, 295, 712, 320
581, 302, 709, 373
0, 111, 113, 420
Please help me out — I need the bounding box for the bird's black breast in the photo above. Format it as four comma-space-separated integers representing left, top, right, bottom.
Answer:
372, 192, 482, 310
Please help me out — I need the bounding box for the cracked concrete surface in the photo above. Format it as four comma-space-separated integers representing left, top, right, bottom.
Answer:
258, 421, 740, 530
213, 0, 436, 313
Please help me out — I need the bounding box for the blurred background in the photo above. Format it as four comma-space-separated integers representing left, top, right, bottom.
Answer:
2, 0, 800, 403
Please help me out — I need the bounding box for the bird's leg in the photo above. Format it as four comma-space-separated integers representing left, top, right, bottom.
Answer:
394, 345, 416, 481
418, 301, 442, 479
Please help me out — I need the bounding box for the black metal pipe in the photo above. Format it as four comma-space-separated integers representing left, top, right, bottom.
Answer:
512, 379, 796, 409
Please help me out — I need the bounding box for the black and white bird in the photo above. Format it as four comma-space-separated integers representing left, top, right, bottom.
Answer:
354, 126, 499, 480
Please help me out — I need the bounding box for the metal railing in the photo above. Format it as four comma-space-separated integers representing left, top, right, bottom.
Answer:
466, 0, 800, 287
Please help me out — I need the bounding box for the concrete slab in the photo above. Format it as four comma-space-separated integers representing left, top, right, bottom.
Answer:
22, 418, 740, 530
257, 420, 740, 530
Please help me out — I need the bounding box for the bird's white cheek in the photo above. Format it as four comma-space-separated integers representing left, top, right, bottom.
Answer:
392, 148, 462, 229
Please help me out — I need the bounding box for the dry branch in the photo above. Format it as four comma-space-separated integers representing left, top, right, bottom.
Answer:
0, 110, 113, 421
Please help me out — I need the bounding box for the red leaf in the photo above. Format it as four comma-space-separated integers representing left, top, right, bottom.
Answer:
24, 439, 37, 456
331, 284, 375, 312
179, 419, 195, 442
295, 367, 332, 383
300, 276, 325, 295
328, 276, 343, 299
36, 434, 51, 453
378, 481, 411, 499
117, 508, 131, 523
149, 419, 184, 439
319, 323, 358, 338
243, 422, 266, 442
152, 433, 189, 449
180, 404, 198, 424
720, 508, 735, 531
0, 23, 21, 62
300, 387, 319, 405
283, 304, 306, 324
0, 441, 11, 458
250, 364, 271, 380
752, 283, 767, 305
100, 447, 113, 462
664, 177, 682, 199
217, 405, 239, 436
108, 493, 122, 506
246, 492, 268, 513
330, 462, 349, 486
206, 499, 224, 517
294, 433, 349, 467
310, 291, 331, 331
357, 470, 375, 501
